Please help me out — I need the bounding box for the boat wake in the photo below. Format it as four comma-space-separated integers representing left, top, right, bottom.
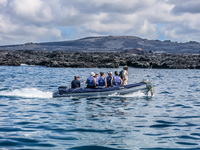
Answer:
108, 90, 153, 98
0, 88, 52, 98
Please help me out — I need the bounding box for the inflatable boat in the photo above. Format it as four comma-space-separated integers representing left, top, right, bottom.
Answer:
52, 80, 153, 98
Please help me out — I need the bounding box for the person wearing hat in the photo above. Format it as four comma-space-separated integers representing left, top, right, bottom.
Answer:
71, 76, 80, 88
86, 72, 96, 88
120, 65, 128, 85
98, 72, 107, 88
106, 71, 113, 87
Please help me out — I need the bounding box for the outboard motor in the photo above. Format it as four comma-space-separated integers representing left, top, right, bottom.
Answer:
58, 86, 68, 94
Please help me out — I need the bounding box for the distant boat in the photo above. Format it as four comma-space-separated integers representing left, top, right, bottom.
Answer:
52, 80, 153, 98
20, 64, 35, 66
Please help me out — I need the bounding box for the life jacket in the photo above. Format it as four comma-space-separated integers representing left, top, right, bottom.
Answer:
87, 76, 95, 86
98, 77, 105, 86
107, 76, 113, 87
113, 76, 121, 86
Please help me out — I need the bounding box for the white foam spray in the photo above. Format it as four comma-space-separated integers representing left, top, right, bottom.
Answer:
20, 64, 35, 66
108, 90, 152, 98
0, 88, 53, 98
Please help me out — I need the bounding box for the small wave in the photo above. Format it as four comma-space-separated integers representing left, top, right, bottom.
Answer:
0, 88, 52, 98
69, 145, 120, 150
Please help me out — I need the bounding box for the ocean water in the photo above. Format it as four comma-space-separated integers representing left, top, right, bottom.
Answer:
0, 65, 199, 150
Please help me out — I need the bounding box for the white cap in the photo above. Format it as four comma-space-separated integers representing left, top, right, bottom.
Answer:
91, 72, 95, 77
108, 71, 112, 74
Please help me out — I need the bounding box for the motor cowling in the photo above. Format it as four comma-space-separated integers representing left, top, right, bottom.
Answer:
58, 86, 68, 94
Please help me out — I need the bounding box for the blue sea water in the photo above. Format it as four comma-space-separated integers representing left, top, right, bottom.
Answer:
0, 65, 200, 150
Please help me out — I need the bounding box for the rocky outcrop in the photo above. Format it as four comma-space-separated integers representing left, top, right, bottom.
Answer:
0, 50, 199, 69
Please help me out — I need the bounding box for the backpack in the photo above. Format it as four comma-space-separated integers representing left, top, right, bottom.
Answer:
119, 70, 123, 79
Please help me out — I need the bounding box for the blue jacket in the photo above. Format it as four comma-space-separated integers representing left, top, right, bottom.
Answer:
113, 76, 121, 86
107, 76, 113, 87
87, 76, 95, 86
98, 77, 105, 86
71, 80, 80, 88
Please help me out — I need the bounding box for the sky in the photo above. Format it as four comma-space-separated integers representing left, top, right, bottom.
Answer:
0, 0, 200, 45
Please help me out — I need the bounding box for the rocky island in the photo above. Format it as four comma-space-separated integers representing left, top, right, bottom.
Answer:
0, 36, 200, 69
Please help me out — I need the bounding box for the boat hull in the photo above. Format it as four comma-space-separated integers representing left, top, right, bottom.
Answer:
52, 81, 153, 98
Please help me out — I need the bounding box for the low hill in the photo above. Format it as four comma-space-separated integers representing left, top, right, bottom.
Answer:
0, 36, 200, 53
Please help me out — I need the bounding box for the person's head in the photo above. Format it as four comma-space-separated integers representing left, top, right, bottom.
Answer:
124, 65, 128, 71
91, 72, 95, 77
108, 71, 112, 76
95, 73, 98, 77
114, 71, 118, 76
74, 76, 79, 80
100, 72, 105, 77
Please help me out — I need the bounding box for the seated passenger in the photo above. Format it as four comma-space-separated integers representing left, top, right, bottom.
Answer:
94, 73, 99, 86
106, 71, 113, 87
112, 71, 122, 86
71, 76, 80, 88
98, 72, 107, 87
86, 72, 96, 88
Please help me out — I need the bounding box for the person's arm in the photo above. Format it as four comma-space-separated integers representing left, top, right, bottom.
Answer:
78, 80, 80, 87
71, 81, 73, 88
94, 78, 96, 87
123, 70, 126, 81
120, 77, 123, 85
110, 77, 113, 87
111, 77, 113, 86
85, 80, 87, 84
105, 78, 107, 87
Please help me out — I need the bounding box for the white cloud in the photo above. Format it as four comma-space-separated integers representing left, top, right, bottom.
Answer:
0, 0, 7, 5
9, 0, 53, 24
0, 0, 200, 45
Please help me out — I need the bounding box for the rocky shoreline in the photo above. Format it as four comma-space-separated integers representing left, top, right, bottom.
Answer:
0, 50, 199, 69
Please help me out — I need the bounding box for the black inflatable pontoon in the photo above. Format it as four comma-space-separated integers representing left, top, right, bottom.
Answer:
52, 80, 153, 98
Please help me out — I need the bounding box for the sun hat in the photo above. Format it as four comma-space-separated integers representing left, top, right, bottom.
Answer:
91, 72, 95, 77
124, 65, 128, 69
